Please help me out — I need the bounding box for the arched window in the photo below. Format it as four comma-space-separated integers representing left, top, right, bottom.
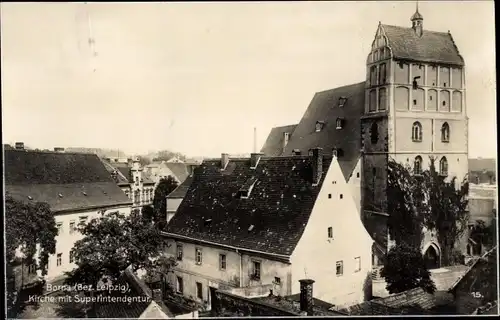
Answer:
370, 122, 379, 144
441, 122, 450, 142
412, 122, 422, 142
379, 63, 387, 84
439, 157, 448, 176
414, 156, 423, 175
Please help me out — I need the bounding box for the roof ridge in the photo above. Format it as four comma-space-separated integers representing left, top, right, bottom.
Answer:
381, 23, 451, 35
315, 81, 365, 95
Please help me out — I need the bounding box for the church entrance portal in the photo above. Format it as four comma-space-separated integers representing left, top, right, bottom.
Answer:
424, 244, 440, 270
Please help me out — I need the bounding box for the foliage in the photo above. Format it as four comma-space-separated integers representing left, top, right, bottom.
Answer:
387, 157, 469, 266
380, 242, 436, 294
153, 176, 179, 224
470, 219, 497, 250
387, 160, 425, 247
64, 209, 173, 288
137, 155, 152, 167
152, 150, 186, 162
5, 195, 57, 275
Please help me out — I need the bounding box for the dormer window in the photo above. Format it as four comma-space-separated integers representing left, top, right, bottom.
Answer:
338, 97, 347, 107
293, 149, 301, 156
237, 177, 258, 199
336, 118, 344, 129
315, 121, 325, 132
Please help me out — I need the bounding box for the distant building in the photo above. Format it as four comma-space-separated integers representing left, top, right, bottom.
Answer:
144, 159, 199, 186
162, 150, 373, 309
166, 175, 194, 224
91, 266, 199, 319
261, 7, 469, 268
4, 147, 132, 284
469, 158, 496, 185
102, 158, 156, 208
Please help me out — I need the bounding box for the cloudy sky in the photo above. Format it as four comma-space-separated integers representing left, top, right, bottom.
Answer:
1, 1, 496, 158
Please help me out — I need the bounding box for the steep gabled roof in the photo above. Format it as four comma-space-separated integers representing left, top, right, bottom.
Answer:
165, 162, 190, 183
164, 155, 333, 256
167, 174, 194, 199
5, 150, 131, 212
381, 24, 464, 66
281, 82, 365, 180
260, 124, 298, 157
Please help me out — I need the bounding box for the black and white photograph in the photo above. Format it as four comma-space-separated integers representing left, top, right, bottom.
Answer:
2, 1, 498, 318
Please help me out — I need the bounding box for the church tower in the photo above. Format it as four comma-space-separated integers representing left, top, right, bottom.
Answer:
360, 6, 469, 266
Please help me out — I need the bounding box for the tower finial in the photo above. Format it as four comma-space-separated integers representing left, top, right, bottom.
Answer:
416, 0, 419, 12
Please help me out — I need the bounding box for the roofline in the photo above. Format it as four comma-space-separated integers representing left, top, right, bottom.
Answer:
161, 232, 292, 262
53, 201, 132, 214
314, 81, 366, 95
392, 56, 464, 67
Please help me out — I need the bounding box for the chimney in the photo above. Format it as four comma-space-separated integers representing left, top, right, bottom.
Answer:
54, 147, 65, 153
299, 279, 315, 316
151, 288, 163, 304
221, 153, 229, 170
282, 132, 290, 153
250, 153, 263, 169
15, 142, 24, 150
309, 148, 323, 185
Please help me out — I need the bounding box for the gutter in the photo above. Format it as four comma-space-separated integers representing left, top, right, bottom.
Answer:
160, 232, 291, 262
53, 202, 133, 215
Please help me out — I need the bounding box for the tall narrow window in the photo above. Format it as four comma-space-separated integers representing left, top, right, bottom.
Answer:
336, 261, 343, 276
439, 157, 448, 176
177, 277, 184, 294
336, 118, 343, 129
176, 244, 183, 261
370, 65, 377, 86
370, 122, 379, 144
328, 227, 333, 239
354, 257, 361, 272
57, 253, 62, 266
441, 122, 450, 142
369, 89, 377, 111
56, 222, 63, 235
414, 156, 423, 175
252, 261, 261, 280
378, 88, 387, 110
195, 248, 202, 265
379, 63, 387, 84
412, 122, 422, 142
196, 282, 203, 300
219, 254, 227, 270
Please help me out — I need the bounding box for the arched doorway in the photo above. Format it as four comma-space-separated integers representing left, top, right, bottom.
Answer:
423, 243, 440, 270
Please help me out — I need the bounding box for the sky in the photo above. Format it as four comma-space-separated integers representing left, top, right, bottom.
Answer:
1, 1, 496, 158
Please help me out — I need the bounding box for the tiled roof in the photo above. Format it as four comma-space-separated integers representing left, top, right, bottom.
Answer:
167, 174, 194, 199
469, 158, 496, 172
164, 154, 333, 256
381, 24, 464, 66
93, 266, 173, 318
340, 301, 408, 315
166, 162, 190, 183
102, 160, 156, 185
260, 124, 298, 157
5, 150, 131, 212
449, 246, 497, 292
281, 82, 365, 181
251, 294, 346, 316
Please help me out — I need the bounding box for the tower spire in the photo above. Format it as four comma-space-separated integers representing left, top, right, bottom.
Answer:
410, 1, 424, 37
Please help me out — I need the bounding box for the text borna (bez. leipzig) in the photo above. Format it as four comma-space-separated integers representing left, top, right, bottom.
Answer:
47, 283, 130, 293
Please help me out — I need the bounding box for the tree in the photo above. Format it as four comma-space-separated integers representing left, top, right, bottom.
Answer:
5, 195, 57, 275
153, 176, 179, 224
470, 219, 496, 250
64, 209, 175, 289
380, 242, 436, 294
387, 157, 469, 266
152, 150, 186, 162
137, 155, 152, 167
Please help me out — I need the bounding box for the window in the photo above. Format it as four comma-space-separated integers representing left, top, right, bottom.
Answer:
57, 253, 62, 266
70, 250, 75, 263
195, 248, 202, 265
441, 122, 450, 142
177, 277, 184, 294
439, 157, 448, 176
328, 227, 333, 239
315, 121, 324, 132
412, 121, 422, 142
176, 244, 183, 261
340, 194, 343, 199
413, 99, 417, 105
356, 172, 360, 178
369, 90, 377, 111
442, 101, 446, 106
370, 122, 379, 144
370, 65, 377, 85
328, 194, 332, 199
413, 76, 421, 90
336, 118, 343, 129
293, 149, 301, 156
79, 216, 88, 225
338, 97, 347, 107
378, 88, 387, 110
219, 254, 227, 270
274, 277, 281, 285
414, 156, 423, 175
336, 261, 343, 276
69, 221, 76, 234
196, 282, 203, 300
354, 257, 361, 272
56, 222, 63, 235
379, 63, 387, 84
252, 261, 261, 280
28, 264, 37, 274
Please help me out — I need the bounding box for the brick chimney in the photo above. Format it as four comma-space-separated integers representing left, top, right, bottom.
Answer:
299, 279, 315, 316
54, 147, 65, 153
309, 148, 323, 185
15, 142, 24, 150
151, 288, 163, 304
221, 153, 229, 170
250, 153, 263, 169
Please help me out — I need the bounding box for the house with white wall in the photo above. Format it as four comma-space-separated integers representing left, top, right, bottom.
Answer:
161, 149, 373, 310
5, 147, 132, 284
166, 175, 194, 223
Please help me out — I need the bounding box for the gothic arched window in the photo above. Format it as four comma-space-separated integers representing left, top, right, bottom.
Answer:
412, 121, 423, 142
370, 122, 379, 144
439, 157, 448, 176
414, 156, 423, 175
441, 122, 450, 142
